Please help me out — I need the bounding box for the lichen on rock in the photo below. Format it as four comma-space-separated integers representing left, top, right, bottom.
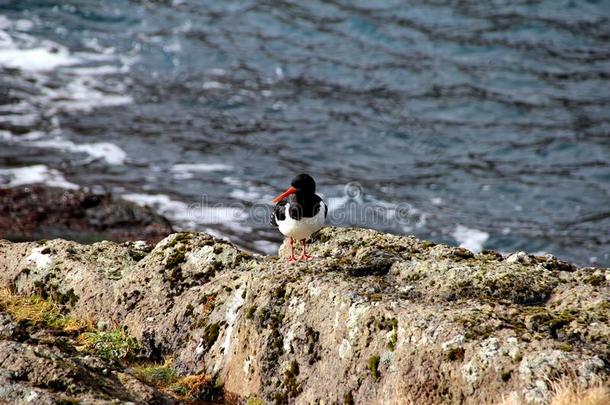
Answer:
0, 227, 608, 404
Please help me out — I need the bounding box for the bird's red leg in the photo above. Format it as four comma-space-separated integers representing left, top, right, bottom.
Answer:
300, 239, 313, 261
288, 237, 297, 263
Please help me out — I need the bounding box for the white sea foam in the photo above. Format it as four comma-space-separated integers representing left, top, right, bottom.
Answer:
195, 206, 247, 224
122, 193, 246, 227
207, 68, 226, 76
0, 15, 10, 30
171, 163, 233, 179
0, 16, 133, 120
0, 131, 127, 165
202, 81, 226, 89
222, 176, 275, 203
431, 197, 443, 205
0, 131, 44, 141
122, 193, 193, 224
70, 65, 125, 76
229, 188, 264, 202
252, 240, 279, 255
452, 224, 489, 253
29, 138, 127, 165
71, 142, 127, 165
172, 163, 232, 173
0, 47, 80, 71
0, 165, 78, 189
42, 76, 132, 112
0, 113, 38, 126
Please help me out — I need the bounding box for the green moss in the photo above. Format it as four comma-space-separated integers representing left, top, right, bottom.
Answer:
50, 288, 79, 307
77, 328, 142, 364
584, 274, 605, 286
166, 232, 194, 246
256, 307, 270, 330
387, 318, 398, 351
557, 343, 572, 352
368, 293, 383, 302
214, 374, 223, 389
129, 249, 147, 261
246, 396, 265, 405
245, 305, 257, 320
404, 271, 425, 282
344, 391, 355, 405
202, 322, 221, 349
545, 311, 576, 339
272, 285, 287, 300
446, 347, 465, 362
283, 360, 302, 398
452, 247, 475, 259
170, 384, 188, 396
164, 246, 186, 269
368, 355, 381, 381
456, 313, 495, 341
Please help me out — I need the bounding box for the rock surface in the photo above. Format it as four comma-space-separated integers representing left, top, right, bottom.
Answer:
0, 186, 173, 244
0, 226, 608, 404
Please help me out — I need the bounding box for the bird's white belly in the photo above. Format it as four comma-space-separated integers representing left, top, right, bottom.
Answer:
276, 203, 325, 240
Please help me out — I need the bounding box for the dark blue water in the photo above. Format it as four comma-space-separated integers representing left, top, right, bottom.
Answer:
1, 0, 609, 266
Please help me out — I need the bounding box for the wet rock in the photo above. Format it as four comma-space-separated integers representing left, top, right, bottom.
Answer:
0, 185, 173, 244
0, 226, 608, 404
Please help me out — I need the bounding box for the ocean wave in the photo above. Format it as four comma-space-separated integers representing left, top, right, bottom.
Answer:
121, 193, 247, 228
0, 165, 78, 189
30, 138, 127, 165
1, 132, 127, 165
452, 224, 490, 254
171, 163, 233, 179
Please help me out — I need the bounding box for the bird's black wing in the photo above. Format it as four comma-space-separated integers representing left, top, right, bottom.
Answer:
310, 194, 327, 218
271, 200, 287, 226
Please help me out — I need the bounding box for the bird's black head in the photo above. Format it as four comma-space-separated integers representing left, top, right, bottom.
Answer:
291, 173, 316, 195
271, 173, 317, 203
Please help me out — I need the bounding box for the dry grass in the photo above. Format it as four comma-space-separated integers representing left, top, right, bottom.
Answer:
168, 373, 223, 402
499, 378, 609, 405
549, 379, 609, 405
131, 359, 223, 402
131, 358, 178, 387
0, 288, 92, 332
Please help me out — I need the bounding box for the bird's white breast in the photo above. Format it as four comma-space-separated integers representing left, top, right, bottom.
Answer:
276, 202, 326, 240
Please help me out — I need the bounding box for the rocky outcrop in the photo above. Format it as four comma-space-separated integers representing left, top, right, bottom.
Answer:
0, 186, 173, 244
0, 227, 608, 404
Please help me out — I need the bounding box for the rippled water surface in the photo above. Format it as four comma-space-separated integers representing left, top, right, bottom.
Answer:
1, 0, 609, 265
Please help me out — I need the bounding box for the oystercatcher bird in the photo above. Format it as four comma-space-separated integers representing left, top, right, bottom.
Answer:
271, 174, 327, 263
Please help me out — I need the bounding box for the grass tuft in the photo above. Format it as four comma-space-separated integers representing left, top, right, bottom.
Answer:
169, 373, 223, 402
77, 328, 142, 363
0, 288, 91, 332
549, 378, 609, 405
132, 359, 178, 387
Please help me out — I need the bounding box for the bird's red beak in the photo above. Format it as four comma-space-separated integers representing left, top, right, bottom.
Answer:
272, 186, 297, 203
